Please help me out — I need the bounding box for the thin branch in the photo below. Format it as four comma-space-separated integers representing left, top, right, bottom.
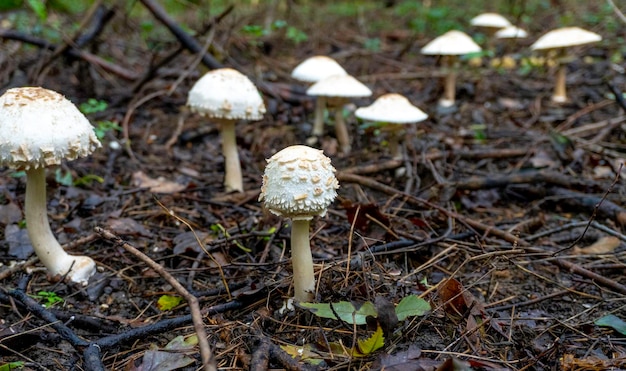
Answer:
95, 227, 217, 371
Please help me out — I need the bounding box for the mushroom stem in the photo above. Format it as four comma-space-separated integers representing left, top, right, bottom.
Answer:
387, 128, 404, 160
312, 96, 326, 136
442, 56, 457, 107
552, 63, 567, 103
291, 219, 315, 302
218, 119, 243, 192
25, 167, 96, 284
334, 107, 351, 154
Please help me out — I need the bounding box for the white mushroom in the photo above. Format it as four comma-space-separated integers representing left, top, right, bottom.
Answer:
187, 68, 266, 192
470, 13, 511, 32
530, 27, 602, 103
421, 30, 482, 108
259, 145, 339, 302
495, 26, 528, 39
291, 56, 348, 137
0, 87, 102, 285
355, 93, 428, 159
306, 74, 372, 153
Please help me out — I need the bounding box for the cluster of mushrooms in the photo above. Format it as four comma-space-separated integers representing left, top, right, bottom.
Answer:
0, 13, 604, 303
422, 12, 602, 105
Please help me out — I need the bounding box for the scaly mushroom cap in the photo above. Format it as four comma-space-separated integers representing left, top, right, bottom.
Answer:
260, 145, 339, 221
470, 13, 511, 29
531, 27, 602, 50
355, 93, 428, 124
291, 55, 347, 83
187, 68, 266, 120
0, 87, 102, 170
495, 26, 528, 39
306, 74, 372, 98
421, 30, 482, 56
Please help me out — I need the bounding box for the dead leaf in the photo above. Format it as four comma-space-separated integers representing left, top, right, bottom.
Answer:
438, 278, 485, 318
573, 236, 620, 255
561, 353, 626, 371
107, 218, 151, 237
172, 231, 211, 254
342, 200, 391, 233
0, 201, 22, 225
437, 278, 468, 316
5, 224, 33, 259
132, 171, 186, 194
370, 345, 436, 371
127, 335, 197, 371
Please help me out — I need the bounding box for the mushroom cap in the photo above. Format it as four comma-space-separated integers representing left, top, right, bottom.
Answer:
291, 55, 347, 83
421, 30, 482, 56
470, 13, 512, 29
355, 93, 428, 124
0, 87, 101, 170
259, 145, 339, 221
495, 25, 528, 39
187, 68, 266, 120
306, 74, 372, 98
530, 27, 602, 50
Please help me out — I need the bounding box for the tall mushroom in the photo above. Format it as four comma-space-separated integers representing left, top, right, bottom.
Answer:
306, 74, 372, 153
355, 93, 428, 160
421, 30, 482, 108
187, 68, 266, 192
259, 145, 339, 302
291, 56, 347, 137
0, 87, 102, 285
530, 27, 602, 103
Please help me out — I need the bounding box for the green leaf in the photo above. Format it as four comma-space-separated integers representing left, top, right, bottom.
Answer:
356, 325, 385, 356
395, 295, 431, 321
26, 0, 47, 21
298, 301, 377, 325
54, 169, 73, 187
156, 295, 183, 311
595, 314, 626, 335
0, 361, 24, 371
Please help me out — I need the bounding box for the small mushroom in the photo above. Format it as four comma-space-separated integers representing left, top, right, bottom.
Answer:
421, 30, 482, 108
530, 27, 602, 103
495, 26, 528, 39
259, 145, 339, 302
306, 74, 372, 153
291, 56, 348, 137
187, 68, 266, 192
355, 93, 428, 160
470, 13, 511, 36
0, 87, 102, 285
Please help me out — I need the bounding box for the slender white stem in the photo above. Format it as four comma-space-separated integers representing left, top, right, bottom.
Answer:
312, 96, 326, 136
218, 119, 243, 192
552, 64, 567, 103
25, 167, 95, 284
334, 108, 351, 154
291, 219, 315, 302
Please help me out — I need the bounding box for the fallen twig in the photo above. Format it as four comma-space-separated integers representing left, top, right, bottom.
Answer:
450, 170, 605, 192
340, 148, 529, 175
0, 29, 138, 81
95, 226, 217, 371
140, 0, 222, 69
336, 172, 528, 247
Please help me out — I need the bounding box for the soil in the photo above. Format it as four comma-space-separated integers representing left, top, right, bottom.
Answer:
1, 1, 626, 371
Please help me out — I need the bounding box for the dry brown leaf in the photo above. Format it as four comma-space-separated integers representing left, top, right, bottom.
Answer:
573, 236, 621, 255
132, 171, 186, 194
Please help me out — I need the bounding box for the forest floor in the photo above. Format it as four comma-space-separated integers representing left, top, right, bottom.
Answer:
1, 1, 626, 370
